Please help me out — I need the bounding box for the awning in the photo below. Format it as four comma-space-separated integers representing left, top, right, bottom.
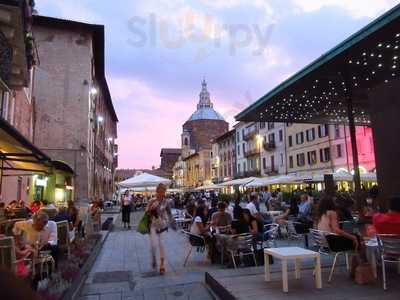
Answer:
235, 4, 400, 125
0, 118, 52, 174
218, 177, 257, 187
195, 184, 223, 191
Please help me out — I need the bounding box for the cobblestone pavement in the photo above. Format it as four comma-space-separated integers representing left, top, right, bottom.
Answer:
78, 211, 218, 300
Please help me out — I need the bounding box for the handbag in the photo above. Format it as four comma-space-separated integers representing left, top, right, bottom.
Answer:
137, 213, 150, 235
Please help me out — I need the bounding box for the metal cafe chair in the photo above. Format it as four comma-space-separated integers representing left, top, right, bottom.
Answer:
261, 223, 279, 248
227, 233, 257, 269
377, 234, 400, 290
182, 230, 207, 267
0, 236, 33, 276
216, 225, 231, 234
310, 229, 355, 282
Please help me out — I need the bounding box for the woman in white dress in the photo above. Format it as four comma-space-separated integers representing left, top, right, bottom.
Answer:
145, 184, 175, 274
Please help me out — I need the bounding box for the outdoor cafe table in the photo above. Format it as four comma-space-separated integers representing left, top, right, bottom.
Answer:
266, 211, 283, 217
264, 247, 322, 293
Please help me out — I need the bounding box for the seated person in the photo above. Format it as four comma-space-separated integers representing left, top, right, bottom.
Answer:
30, 201, 41, 214
373, 195, 400, 234
317, 196, 359, 252
53, 207, 74, 231
190, 206, 209, 236
39, 200, 58, 219
298, 193, 312, 220
207, 199, 218, 221
231, 206, 249, 234
275, 197, 299, 225
268, 192, 282, 211
211, 202, 232, 228
13, 211, 58, 266
242, 209, 263, 241
246, 194, 264, 223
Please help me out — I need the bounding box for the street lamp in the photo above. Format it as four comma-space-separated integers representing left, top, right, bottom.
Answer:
90, 87, 98, 95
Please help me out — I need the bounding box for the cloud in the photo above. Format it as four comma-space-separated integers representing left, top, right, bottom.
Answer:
292, 0, 399, 19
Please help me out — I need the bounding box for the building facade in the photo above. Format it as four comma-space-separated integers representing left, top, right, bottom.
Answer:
259, 122, 286, 176
160, 148, 181, 178
286, 123, 333, 177
32, 16, 118, 203
213, 129, 236, 183
235, 122, 262, 178
183, 149, 212, 188
0, 0, 36, 204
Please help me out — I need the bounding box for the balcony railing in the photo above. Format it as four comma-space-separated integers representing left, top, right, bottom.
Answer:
244, 169, 261, 177
243, 129, 259, 141
244, 148, 261, 158
263, 141, 276, 151
264, 166, 278, 176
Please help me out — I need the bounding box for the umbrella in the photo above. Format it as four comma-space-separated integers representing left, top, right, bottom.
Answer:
118, 172, 171, 188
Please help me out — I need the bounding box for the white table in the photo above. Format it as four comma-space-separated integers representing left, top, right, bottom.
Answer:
264, 247, 322, 293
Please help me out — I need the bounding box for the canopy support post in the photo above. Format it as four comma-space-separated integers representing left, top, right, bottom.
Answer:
347, 97, 362, 208
0, 159, 3, 198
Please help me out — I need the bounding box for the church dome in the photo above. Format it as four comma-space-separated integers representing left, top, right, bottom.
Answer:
187, 79, 226, 122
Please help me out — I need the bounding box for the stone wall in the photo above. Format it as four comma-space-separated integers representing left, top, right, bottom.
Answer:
32, 25, 93, 202
183, 119, 228, 152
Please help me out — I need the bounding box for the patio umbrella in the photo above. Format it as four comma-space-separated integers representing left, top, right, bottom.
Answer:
118, 172, 171, 188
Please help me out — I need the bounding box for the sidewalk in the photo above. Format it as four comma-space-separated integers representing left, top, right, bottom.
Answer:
78, 211, 217, 300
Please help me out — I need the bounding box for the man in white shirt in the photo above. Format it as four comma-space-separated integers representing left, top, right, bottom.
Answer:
13, 211, 58, 265
246, 194, 263, 222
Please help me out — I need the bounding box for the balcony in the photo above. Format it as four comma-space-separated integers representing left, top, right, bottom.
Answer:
263, 141, 276, 151
243, 128, 259, 141
244, 148, 261, 158
264, 166, 278, 176
244, 169, 261, 177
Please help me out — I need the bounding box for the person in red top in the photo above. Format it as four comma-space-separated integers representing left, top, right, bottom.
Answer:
373, 196, 400, 235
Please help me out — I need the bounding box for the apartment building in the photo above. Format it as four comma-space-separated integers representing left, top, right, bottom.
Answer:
259, 122, 286, 176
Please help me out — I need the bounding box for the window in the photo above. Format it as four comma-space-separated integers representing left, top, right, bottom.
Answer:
296, 132, 304, 145
306, 128, 315, 142
184, 137, 188, 146
297, 153, 306, 167
237, 145, 240, 156
280, 153, 284, 166
242, 129, 245, 139
279, 130, 283, 142
270, 155, 275, 170
242, 143, 245, 154
289, 156, 294, 168
318, 124, 329, 138
237, 131, 240, 142
263, 157, 267, 169
268, 122, 275, 130
268, 133, 275, 143
307, 150, 317, 165
260, 122, 266, 129
286, 122, 293, 127
243, 162, 246, 172
320, 147, 331, 162
288, 135, 293, 147
336, 144, 343, 158
238, 164, 241, 173
334, 124, 341, 138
